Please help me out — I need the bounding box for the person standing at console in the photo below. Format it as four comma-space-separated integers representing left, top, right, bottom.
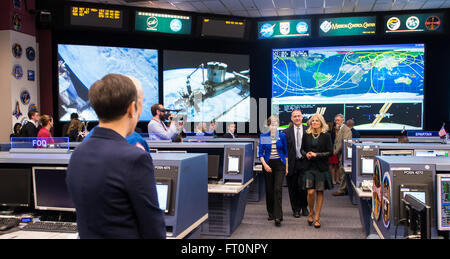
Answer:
147, 104, 181, 140
283, 109, 308, 218
258, 116, 288, 227
66, 74, 166, 239
20, 110, 40, 137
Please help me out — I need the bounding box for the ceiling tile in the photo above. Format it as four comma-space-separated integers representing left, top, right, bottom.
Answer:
372, 2, 392, 11
190, 1, 211, 12
171, 2, 197, 11
254, 0, 276, 9
273, 0, 294, 9
441, 0, 450, 7
247, 9, 261, 17
422, 0, 445, 8
294, 8, 307, 14
277, 8, 295, 15
325, 0, 342, 8
220, 0, 245, 10
230, 10, 249, 16
292, 0, 307, 9
306, 0, 323, 8
324, 8, 342, 14
259, 8, 278, 16
239, 0, 258, 10
306, 7, 324, 14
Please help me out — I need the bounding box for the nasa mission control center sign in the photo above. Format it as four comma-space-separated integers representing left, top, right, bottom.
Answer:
319, 16, 376, 37
135, 11, 192, 35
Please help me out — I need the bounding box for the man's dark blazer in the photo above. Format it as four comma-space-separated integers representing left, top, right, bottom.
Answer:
66, 127, 166, 239
222, 132, 235, 139
283, 124, 307, 176
20, 121, 40, 137
300, 132, 332, 172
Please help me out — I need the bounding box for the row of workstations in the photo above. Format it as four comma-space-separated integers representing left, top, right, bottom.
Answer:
0, 138, 257, 239
342, 137, 450, 239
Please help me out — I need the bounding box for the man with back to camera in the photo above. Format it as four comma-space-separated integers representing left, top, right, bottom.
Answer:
20, 110, 41, 137
147, 104, 181, 140
283, 109, 308, 218
66, 74, 166, 239
332, 114, 353, 196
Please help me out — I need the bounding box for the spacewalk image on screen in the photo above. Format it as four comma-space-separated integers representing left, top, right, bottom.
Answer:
58, 44, 158, 121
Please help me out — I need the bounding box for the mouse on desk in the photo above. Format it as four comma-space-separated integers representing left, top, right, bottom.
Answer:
0, 223, 18, 231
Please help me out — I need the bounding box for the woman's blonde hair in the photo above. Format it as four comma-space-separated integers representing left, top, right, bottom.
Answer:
306, 113, 328, 134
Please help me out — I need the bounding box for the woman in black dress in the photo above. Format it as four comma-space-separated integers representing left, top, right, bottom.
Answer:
301, 113, 333, 228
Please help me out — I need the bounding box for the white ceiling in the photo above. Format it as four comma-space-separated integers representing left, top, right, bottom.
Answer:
69, 0, 450, 17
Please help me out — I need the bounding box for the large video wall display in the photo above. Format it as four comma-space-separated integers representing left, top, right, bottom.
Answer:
272, 44, 425, 130
58, 44, 158, 121
163, 50, 250, 122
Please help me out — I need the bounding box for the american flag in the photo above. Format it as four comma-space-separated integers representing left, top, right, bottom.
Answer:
439, 123, 447, 137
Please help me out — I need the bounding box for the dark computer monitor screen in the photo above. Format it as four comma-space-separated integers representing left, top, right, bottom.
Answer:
208, 155, 221, 179
163, 50, 250, 122
272, 44, 424, 130
58, 44, 158, 122
403, 194, 432, 239
437, 174, 450, 231
33, 167, 75, 212
0, 168, 31, 207
155, 178, 171, 213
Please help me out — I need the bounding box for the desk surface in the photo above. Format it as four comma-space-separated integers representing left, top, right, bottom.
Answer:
208, 178, 254, 194
351, 180, 372, 198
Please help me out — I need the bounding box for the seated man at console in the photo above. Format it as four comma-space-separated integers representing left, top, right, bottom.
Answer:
66, 74, 166, 239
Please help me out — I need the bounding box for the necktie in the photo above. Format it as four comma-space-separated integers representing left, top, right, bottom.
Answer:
296, 127, 301, 158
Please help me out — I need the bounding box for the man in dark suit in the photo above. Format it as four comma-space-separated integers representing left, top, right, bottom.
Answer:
66, 74, 166, 239
20, 110, 40, 137
223, 123, 237, 138
283, 109, 308, 218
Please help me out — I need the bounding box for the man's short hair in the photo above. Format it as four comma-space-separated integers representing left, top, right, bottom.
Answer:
89, 74, 137, 122
335, 113, 344, 120
28, 110, 38, 119
151, 104, 162, 116
291, 109, 302, 114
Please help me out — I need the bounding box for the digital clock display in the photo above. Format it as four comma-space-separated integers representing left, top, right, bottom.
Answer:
70, 6, 124, 29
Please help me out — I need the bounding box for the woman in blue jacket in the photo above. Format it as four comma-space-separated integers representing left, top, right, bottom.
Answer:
258, 116, 288, 227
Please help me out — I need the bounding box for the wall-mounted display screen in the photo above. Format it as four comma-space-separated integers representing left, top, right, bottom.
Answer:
272, 44, 424, 130
319, 16, 376, 36
201, 17, 246, 39
385, 13, 443, 34
257, 19, 311, 39
163, 50, 250, 122
58, 44, 158, 121
70, 6, 124, 29
135, 11, 191, 35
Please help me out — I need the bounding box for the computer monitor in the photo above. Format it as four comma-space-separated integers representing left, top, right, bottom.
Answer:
437, 174, 450, 231
380, 150, 414, 156
414, 150, 450, 157
403, 193, 432, 239
227, 155, 241, 174
32, 167, 75, 212
208, 155, 220, 179
155, 178, 171, 214
361, 158, 374, 175
0, 168, 31, 207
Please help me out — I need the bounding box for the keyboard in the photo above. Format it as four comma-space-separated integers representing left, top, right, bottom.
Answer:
0, 218, 21, 226
22, 221, 78, 233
